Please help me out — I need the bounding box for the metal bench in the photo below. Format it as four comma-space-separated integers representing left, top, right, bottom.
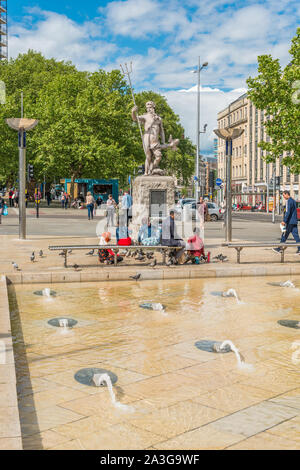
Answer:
223, 242, 300, 264
49, 244, 183, 267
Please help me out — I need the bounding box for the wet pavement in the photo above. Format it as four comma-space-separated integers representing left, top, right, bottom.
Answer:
8, 277, 300, 450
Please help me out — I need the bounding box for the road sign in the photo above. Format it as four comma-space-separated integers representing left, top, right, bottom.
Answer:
216, 178, 223, 186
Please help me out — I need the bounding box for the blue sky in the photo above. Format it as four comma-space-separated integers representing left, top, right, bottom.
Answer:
6, 0, 300, 153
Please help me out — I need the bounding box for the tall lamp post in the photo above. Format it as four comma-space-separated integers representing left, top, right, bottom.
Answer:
193, 58, 208, 200
6, 118, 38, 239
213, 127, 244, 242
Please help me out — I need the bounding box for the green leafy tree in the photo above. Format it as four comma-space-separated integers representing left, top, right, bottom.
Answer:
247, 28, 300, 172
0, 51, 195, 196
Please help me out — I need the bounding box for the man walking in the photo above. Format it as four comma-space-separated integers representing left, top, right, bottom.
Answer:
273, 190, 300, 255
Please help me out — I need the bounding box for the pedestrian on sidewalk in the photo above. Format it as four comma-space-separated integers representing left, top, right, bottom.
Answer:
273, 190, 300, 255
46, 190, 52, 207
106, 194, 116, 227
86, 192, 95, 220
8, 189, 14, 207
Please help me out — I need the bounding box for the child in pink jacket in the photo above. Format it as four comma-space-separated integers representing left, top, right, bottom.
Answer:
187, 228, 210, 264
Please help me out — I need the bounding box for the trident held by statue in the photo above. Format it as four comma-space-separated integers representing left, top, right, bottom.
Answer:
120, 62, 146, 157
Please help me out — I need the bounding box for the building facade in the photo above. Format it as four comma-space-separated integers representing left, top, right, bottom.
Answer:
0, 1, 7, 61
217, 94, 299, 208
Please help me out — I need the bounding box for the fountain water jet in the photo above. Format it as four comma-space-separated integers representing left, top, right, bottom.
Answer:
42, 288, 51, 297
279, 280, 296, 288
93, 373, 132, 411
222, 289, 241, 303
219, 340, 253, 370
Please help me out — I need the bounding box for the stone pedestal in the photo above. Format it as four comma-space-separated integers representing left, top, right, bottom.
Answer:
131, 176, 175, 241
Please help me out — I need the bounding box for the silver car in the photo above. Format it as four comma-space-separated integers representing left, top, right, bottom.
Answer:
182, 201, 223, 221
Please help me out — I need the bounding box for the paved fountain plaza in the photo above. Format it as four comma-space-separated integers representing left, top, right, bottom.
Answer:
1, 274, 299, 450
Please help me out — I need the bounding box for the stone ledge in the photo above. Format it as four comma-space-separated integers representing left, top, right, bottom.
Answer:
2, 264, 300, 284
0, 276, 22, 450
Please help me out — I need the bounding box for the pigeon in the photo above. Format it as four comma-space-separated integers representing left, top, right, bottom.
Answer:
129, 273, 141, 281
30, 252, 35, 262
39, 250, 43, 257
73, 263, 80, 271
125, 251, 131, 257
12, 262, 20, 271
136, 254, 145, 261
150, 259, 157, 268
146, 253, 154, 259
213, 253, 228, 262
68, 249, 72, 254
86, 249, 94, 256
59, 251, 65, 256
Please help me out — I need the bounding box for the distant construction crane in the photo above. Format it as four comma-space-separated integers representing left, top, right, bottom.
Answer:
0, 0, 7, 61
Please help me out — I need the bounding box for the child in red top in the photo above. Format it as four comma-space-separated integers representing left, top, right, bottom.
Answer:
187, 228, 210, 264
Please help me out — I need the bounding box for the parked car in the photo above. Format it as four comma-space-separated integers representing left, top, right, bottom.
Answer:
176, 198, 196, 209
184, 201, 223, 221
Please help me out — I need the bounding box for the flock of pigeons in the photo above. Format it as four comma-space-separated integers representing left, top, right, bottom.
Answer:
11, 246, 228, 274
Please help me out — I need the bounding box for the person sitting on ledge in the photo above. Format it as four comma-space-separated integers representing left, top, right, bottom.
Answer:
98, 232, 123, 264
116, 222, 132, 246
161, 211, 185, 264
138, 217, 161, 246
186, 227, 210, 264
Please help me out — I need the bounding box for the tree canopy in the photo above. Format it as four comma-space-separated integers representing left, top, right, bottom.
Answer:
247, 28, 300, 173
0, 51, 195, 192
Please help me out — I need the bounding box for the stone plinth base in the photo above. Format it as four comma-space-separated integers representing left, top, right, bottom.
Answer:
131, 175, 175, 240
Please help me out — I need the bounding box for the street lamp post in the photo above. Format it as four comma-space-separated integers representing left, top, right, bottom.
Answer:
6, 118, 38, 239
214, 127, 244, 242
193, 58, 208, 200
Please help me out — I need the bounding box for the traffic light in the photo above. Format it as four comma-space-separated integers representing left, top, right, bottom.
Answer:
209, 170, 215, 189
28, 164, 34, 182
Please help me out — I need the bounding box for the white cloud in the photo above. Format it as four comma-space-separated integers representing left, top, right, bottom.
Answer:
164, 87, 247, 151
100, 0, 191, 39
9, 10, 116, 71
7, 0, 299, 153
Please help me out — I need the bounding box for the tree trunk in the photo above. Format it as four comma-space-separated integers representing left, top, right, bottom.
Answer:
70, 174, 75, 202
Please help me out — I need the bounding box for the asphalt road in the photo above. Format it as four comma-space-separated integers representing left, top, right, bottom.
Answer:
0, 207, 287, 242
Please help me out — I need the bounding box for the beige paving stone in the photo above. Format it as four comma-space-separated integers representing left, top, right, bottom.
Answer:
58, 392, 137, 422
21, 273, 52, 284
176, 363, 241, 392
228, 431, 299, 450
0, 363, 17, 383
268, 389, 300, 411
235, 365, 300, 394
0, 437, 22, 450
51, 272, 81, 283
0, 407, 21, 438
212, 402, 298, 437
22, 429, 71, 450
129, 399, 227, 439
20, 405, 84, 436
53, 415, 114, 440
80, 271, 110, 282
18, 385, 88, 414
192, 383, 278, 414
49, 439, 84, 450
266, 415, 300, 443
103, 352, 200, 376
120, 372, 201, 400
78, 422, 164, 450
152, 423, 244, 450
0, 383, 18, 407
